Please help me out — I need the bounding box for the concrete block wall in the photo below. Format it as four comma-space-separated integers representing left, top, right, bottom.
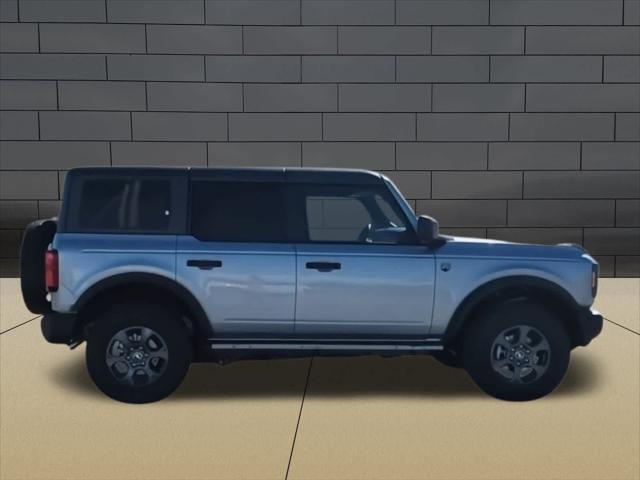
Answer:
1, 0, 639, 276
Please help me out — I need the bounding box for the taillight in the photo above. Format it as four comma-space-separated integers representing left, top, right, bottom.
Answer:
45, 250, 59, 292
591, 264, 598, 297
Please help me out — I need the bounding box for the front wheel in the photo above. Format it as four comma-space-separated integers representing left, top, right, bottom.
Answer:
463, 300, 570, 401
86, 303, 192, 403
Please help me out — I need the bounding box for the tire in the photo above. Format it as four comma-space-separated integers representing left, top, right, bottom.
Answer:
433, 348, 463, 368
20, 218, 57, 314
462, 300, 570, 401
86, 302, 192, 404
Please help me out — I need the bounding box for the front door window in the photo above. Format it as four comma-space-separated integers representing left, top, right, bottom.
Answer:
292, 184, 417, 245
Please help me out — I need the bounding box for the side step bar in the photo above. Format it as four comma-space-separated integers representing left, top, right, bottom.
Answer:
207, 341, 443, 352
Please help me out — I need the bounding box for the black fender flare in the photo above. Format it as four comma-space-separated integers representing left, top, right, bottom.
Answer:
442, 275, 580, 344
73, 272, 213, 337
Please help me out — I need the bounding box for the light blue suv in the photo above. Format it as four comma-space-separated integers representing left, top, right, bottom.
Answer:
21, 167, 602, 403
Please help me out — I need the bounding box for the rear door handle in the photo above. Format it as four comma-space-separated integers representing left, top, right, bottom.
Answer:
306, 261, 341, 272
187, 259, 222, 270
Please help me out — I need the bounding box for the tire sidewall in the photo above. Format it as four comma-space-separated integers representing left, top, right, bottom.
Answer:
463, 300, 571, 401
86, 303, 192, 404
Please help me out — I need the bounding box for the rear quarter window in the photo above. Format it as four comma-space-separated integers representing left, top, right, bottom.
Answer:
63, 174, 186, 234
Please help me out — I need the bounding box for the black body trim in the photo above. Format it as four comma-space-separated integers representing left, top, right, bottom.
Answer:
41, 313, 79, 345
72, 272, 213, 336
574, 308, 603, 346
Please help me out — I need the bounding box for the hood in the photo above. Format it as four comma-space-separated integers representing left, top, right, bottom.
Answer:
437, 235, 588, 262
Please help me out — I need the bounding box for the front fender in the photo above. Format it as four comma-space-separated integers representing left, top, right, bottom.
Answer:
436, 274, 582, 343
429, 257, 590, 336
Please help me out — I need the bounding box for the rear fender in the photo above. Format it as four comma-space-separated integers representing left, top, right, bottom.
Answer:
73, 272, 213, 337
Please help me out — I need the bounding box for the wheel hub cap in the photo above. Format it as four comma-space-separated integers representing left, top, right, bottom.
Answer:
105, 326, 169, 387
490, 325, 551, 384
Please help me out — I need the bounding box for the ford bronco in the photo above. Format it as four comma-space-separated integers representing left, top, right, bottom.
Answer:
21, 167, 602, 403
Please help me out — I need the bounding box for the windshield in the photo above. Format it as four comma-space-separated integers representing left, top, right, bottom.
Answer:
382, 176, 417, 228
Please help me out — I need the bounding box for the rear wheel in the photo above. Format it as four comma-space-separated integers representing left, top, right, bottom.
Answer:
86, 303, 192, 403
463, 300, 570, 401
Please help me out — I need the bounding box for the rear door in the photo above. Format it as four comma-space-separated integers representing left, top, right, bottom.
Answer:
176, 172, 296, 335
290, 183, 436, 336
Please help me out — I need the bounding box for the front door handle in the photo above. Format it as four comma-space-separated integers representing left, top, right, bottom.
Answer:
187, 259, 222, 270
306, 261, 341, 272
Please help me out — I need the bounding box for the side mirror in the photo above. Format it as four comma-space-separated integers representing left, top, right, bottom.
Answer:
417, 215, 441, 245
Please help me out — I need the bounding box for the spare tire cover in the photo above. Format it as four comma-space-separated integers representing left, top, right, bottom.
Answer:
20, 218, 57, 314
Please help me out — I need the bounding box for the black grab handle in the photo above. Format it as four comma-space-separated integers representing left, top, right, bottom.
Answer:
187, 259, 222, 270
306, 262, 341, 272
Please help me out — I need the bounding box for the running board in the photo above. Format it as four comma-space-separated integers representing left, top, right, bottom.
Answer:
207, 341, 443, 352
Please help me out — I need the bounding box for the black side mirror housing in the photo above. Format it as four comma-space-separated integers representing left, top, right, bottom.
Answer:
417, 215, 443, 246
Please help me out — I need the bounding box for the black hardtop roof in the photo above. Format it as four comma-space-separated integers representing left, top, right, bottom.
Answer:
66, 166, 385, 185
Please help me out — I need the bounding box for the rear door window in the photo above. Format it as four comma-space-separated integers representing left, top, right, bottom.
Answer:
190, 181, 286, 243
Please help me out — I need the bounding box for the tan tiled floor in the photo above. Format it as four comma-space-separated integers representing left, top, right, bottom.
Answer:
0, 278, 35, 333
1, 320, 309, 480
0, 279, 638, 480
595, 278, 640, 333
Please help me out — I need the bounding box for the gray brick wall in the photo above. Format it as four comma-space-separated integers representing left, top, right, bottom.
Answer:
1, 0, 639, 277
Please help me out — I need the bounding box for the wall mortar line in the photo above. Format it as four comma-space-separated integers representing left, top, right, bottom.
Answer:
0, 0, 636, 277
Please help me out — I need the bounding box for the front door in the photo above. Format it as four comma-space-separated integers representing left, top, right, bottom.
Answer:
177, 176, 295, 335
291, 183, 436, 336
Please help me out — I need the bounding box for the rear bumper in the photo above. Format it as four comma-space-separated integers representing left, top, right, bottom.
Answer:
41, 312, 79, 345
574, 308, 603, 347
